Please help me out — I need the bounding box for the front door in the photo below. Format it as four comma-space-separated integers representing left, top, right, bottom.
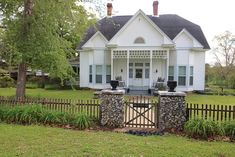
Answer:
134, 68, 143, 87
129, 62, 149, 90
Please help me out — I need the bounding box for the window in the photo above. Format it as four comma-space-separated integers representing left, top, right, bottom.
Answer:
145, 68, 149, 79
145, 63, 150, 67
96, 65, 102, 83
135, 63, 143, 67
134, 37, 145, 44
168, 66, 174, 81
190, 66, 194, 86
129, 63, 133, 67
129, 69, 133, 78
178, 66, 186, 86
106, 65, 111, 83
89, 65, 92, 83
135, 69, 143, 78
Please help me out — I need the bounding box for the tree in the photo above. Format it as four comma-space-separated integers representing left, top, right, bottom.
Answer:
213, 31, 235, 81
0, 0, 96, 98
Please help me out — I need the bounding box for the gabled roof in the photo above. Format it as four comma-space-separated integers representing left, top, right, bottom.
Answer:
77, 14, 210, 50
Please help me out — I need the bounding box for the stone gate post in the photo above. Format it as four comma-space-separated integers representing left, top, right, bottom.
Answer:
100, 89, 125, 128
157, 91, 186, 131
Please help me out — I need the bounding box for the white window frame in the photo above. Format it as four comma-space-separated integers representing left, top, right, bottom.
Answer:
178, 66, 186, 86
168, 66, 174, 81
95, 65, 102, 84
106, 65, 111, 83
189, 66, 194, 86
89, 65, 92, 83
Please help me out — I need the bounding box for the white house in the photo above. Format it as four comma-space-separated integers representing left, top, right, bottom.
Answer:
78, 1, 210, 92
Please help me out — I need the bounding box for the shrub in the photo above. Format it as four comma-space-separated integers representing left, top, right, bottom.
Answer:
184, 118, 224, 139
26, 83, 39, 89
223, 121, 235, 141
0, 105, 92, 130
0, 76, 15, 88
73, 112, 91, 130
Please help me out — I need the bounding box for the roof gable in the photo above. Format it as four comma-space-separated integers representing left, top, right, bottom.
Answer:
82, 31, 108, 48
173, 28, 203, 48
108, 10, 173, 46
77, 12, 210, 50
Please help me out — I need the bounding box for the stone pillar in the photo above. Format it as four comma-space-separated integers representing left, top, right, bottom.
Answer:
100, 89, 125, 128
158, 91, 186, 131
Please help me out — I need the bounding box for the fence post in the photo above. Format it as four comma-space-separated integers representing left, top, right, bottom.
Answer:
157, 91, 186, 131
99, 89, 125, 128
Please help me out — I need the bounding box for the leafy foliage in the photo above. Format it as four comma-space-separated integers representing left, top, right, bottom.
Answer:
0, 0, 96, 84
72, 112, 91, 130
0, 76, 15, 88
0, 105, 93, 130
223, 121, 235, 141
184, 118, 224, 139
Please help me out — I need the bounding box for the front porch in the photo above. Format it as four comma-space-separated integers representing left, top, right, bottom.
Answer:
111, 49, 169, 90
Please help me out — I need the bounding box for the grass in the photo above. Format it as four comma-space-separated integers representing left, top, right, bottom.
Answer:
186, 93, 235, 105
0, 124, 234, 157
0, 88, 235, 105
0, 88, 94, 100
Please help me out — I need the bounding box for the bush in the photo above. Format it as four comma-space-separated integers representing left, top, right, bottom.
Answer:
0, 76, 15, 88
26, 83, 39, 89
0, 105, 93, 130
72, 112, 91, 130
184, 118, 224, 139
223, 121, 235, 141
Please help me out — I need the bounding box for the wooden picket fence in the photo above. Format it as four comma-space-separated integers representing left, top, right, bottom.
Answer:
124, 96, 158, 128
186, 103, 235, 121
0, 96, 100, 119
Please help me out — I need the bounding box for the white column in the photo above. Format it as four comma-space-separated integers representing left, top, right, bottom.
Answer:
111, 50, 114, 80
166, 50, 169, 83
149, 50, 153, 88
126, 50, 130, 87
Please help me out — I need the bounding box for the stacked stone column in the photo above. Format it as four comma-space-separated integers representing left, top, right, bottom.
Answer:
157, 91, 186, 131
100, 89, 125, 128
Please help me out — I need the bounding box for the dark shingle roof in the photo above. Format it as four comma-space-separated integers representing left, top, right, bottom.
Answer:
78, 14, 210, 49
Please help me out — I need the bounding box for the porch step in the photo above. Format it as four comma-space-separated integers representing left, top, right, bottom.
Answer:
127, 90, 150, 96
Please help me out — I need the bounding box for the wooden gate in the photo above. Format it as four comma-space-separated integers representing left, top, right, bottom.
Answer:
124, 96, 158, 128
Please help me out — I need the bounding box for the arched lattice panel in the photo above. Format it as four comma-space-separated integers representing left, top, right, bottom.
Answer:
134, 37, 145, 44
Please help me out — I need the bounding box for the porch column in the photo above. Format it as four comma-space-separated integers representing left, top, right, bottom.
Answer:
149, 50, 153, 88
111, 50, 114, 80
126, 50, 130, 87
166, 50, 169, 83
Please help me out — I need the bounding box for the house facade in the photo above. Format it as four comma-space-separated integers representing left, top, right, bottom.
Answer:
78, 2, 210, 92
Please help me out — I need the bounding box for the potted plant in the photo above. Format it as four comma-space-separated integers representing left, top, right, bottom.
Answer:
110, 80, 119, 90
167, 81, 177, 92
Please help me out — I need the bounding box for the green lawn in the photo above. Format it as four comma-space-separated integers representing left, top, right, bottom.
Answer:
0, 124, 234, 157
0, 88, 235, 105
186, 93, 235, 105
0, 88, 94, 100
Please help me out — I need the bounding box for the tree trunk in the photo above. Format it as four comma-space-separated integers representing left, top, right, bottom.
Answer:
15, 0, 33, 98
16, 63, 27, 98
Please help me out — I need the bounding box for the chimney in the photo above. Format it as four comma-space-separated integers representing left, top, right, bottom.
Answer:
153, 1, 159, 16
107, 3, 113, 17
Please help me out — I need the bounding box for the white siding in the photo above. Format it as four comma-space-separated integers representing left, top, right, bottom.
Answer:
169, 50, 176, 66
79, 51, 89, 87
194, 51, 205, 90
83, 33, 107, 48
111, 14, 164, 47
152, 59, 166, 82
175, 32, 193, 48
113, 59, 127, 82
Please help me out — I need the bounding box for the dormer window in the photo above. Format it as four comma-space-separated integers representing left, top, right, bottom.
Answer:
134, 37, 145, 44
